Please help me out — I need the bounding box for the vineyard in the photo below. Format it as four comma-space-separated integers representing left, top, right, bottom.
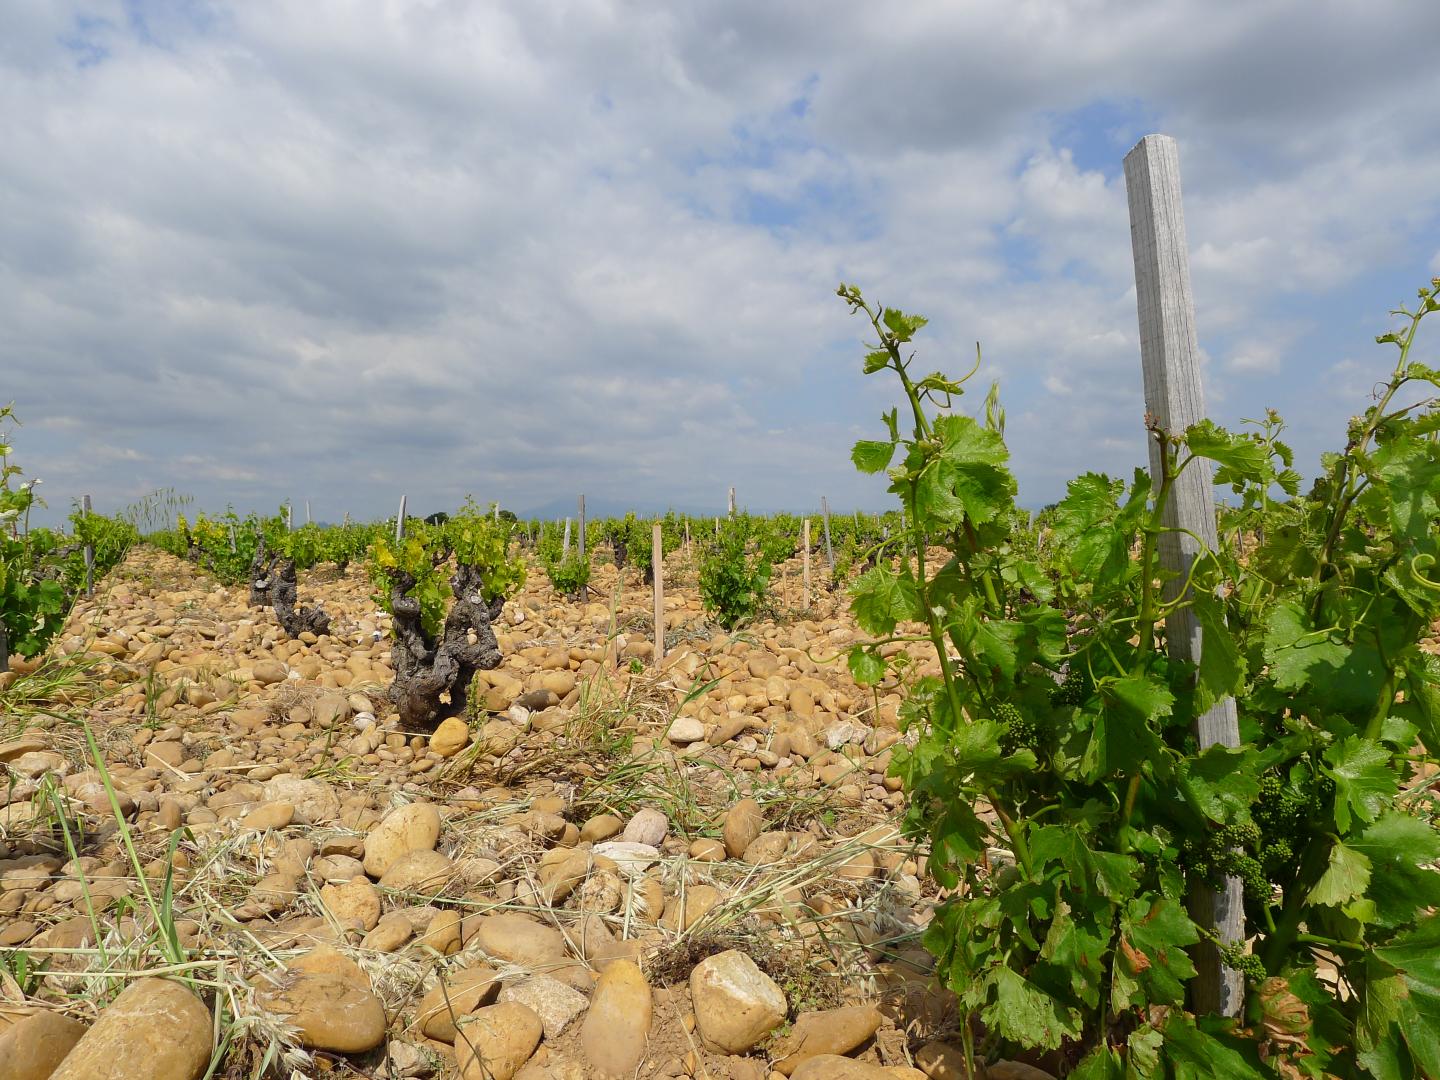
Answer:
1, 277, 1439, 1080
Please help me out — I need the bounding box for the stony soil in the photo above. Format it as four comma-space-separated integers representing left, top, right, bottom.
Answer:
0, 547, 1011, 1080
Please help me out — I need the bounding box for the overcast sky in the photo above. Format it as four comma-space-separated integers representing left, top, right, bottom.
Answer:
5, 1, 1440, 526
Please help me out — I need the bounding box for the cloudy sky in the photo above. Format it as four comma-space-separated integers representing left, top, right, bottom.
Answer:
5, 1, 1440, 526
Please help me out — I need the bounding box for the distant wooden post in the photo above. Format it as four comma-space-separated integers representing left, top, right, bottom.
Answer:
578, 495, 586, 558
652, 523, 665, 661
305, 500, 312, 525
728, 487, 736, 518
1125, 132, 1244, 1017
562, 518, 572, 558
81, 494, 95, 597
395, 495, 407, 542
821, 497, 835, 574
802, 518, 812, 609
684, 520, 692, 559
286, 502, 294, 532
228, 522, 237, 553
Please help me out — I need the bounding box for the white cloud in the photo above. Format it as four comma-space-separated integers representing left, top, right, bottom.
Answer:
3, 1, 1439, 520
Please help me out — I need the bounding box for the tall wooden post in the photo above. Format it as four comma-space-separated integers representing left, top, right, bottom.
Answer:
562, 518, 571, 558
305, 500, 312, 525
577, 495, 586, 558
81, 494, 95, 597
395, 495, 407, 542
1124, 133, 1243, 1017
286, 502, 294, 532
728, 487, 736, 518
802, 518, 812, 610
652, 523, 665, 661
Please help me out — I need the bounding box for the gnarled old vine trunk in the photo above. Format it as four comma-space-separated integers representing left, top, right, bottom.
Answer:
248, 537, 274, 608
269, 558, 331, 638
386, 563, 503, 729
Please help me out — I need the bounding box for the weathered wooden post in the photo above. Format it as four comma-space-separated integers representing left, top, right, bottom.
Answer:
286, 502, 294, 532
395, 495, 407, 542
802, 518, 812, 609
81, 494, 95, 597
228, 522, 237, 554
305, 500, 312, 525
1124, 133, 1244, 1016
728, 486, 736, 518
578, 495, 586, 559
652, 523, 665, 661
562, 518, 572, 558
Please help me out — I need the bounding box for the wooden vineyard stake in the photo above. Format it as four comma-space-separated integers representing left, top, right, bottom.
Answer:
562, 518, 572, 558
578, 495, 586, 558
728, 486, 736, 517
286, 502, 294, 532
685, 520, 691, 560
82, 494, 94, 597
802, 518, 812, 609
821, 497, 834, 575
228, 522, 237, 553
305, 500, 311, 525
1124, 132, 1244, 1017
652, 523, 665, 661
395, 495, 407, 542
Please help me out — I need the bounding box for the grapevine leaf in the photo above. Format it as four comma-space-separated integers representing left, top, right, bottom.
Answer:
1071, 1048, 1123, 1080
1114, 895, 1199, 1007
1263, 599, 1383, 710
1356, 955, 1407, 1056
1350, 813, 1440, 927
862, 349, 890, 374
847, 646, 886, 687
1306, 841, 1372, 907
881, 307, 928, 342
1374, 916, 1440, 1078
980, 964, 1081, 1051
922, 414, 1015, 528
1193, 592, 1245, 712
1030, 825, 1137, 900
1186, 420, 1274, 486
850, 566, 921, 636
852, 439, 898, 474
1175, 745, 1262, 825
1402, 654, 1440, 756
1159, 1012, 1267, 1080
969, 618, 1022, 680
1085, 675, 1170, 777
1037, 901, 1111, 1009
1323, 736, 1397, 832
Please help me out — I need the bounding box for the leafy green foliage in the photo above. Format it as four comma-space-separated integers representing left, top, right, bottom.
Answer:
698, 516, 774, 629
369, 504, 525, 639
838, 278, 1440, 1077
0, 408, 138, 656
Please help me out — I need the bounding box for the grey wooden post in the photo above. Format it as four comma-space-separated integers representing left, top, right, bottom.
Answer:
652, 523, 665, 660
1124, 133, 1244, 1017
81, 494, 95, 597
802, 518, 812, 609
228, 522, 237, 553
395, 495, 407, 542
821, 497, 834, 574
728, 486, 736, 518
286, 502, 293, 532
577, 495, 586, 559
562, 518, 571, 558
305, 500, 311, 525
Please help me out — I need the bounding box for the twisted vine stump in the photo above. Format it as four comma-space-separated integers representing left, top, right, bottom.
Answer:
386, 563, 503, 729
270, 558, 331, 638
248, 537, 275, 608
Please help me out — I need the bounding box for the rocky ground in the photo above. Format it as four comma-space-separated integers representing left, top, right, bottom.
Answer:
0, 546, 1013, 1080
